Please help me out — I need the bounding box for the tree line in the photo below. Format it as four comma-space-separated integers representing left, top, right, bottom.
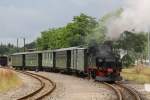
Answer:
36, 13, 100, 50
0, 43, 18, 55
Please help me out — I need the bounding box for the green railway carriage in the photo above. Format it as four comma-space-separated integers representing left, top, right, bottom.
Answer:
54, 48, 72, 70
25, 51, 42, 70
11, 47, 88, 73
42, 50, 53, 70
11, 55, 23, 66
71, 48, 87, 72
71, 49, 77, 70
25, 53, 38, 66
54, 47, 87, 73
11, 53, 25, 69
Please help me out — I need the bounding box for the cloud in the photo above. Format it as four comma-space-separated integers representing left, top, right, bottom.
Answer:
0, 0, 122, 45
0, 6, 51, 36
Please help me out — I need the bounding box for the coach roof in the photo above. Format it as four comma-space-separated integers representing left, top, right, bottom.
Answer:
53, 47, 86, 52
11, 51, 43, 55
11, 47, 86, 55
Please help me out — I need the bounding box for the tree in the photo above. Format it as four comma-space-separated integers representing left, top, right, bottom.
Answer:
116, 31, 147, 66
0, 43, 18, 55
37, 13, 98, 49
25, 42, 36, 49
65, 13, 98, 46
37, 27, 69, 50
117, 31, 147, 53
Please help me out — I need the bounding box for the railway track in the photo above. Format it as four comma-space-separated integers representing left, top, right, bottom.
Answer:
1, 67, 56, 100
17, 71, 56, 100
1, 67, 144, 100
104, 82, 143, 100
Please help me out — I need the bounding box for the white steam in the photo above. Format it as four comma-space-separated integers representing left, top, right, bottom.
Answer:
107, 0, 150, 39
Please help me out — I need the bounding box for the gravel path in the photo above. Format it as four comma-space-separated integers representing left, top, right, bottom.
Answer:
31, 71, 118, 100
0, 71, 41, 100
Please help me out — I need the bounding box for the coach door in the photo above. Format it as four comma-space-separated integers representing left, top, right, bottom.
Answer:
38, 53, 42, 71
67, 50, 71, 70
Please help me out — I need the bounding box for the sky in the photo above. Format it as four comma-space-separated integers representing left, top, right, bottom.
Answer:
0, 0, 123, 46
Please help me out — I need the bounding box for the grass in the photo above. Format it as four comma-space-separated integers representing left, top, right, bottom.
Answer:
0, 68, 22, 92
121, 65, 150, 84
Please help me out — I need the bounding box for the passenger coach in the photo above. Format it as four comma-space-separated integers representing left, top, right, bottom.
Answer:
42, 50, 54, 71
11, 53, 25, 69
53, 47, 87, 74
25, 51, 42, 70
11, 47, 88, 74
11, 51, 42, 70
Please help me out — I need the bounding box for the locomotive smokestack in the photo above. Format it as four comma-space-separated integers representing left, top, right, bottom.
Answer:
88, 40, 98, 56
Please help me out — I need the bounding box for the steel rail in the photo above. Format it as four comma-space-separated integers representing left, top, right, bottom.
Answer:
1, 67, 56, 100
25, 71, 56, 100
103, 82, 122, 100
115, 82, 143, 100
17, 71, 56, 100
17, 71, 45, 100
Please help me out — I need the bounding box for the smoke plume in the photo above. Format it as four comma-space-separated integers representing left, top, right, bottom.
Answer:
107, 0, 150, 39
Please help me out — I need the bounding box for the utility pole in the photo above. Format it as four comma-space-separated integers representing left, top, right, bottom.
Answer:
23, 38, 26, 52
148, 32, 150, 64
17, 38, 19, 52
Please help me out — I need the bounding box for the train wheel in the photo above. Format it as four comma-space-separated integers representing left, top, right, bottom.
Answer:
91, 71, 96, 79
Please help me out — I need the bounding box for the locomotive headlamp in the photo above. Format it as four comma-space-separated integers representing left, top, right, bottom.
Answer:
107, 68, 113, 73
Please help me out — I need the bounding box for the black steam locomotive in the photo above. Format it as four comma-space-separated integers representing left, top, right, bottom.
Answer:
11, 42, 122, 82
87, 42, 122, 81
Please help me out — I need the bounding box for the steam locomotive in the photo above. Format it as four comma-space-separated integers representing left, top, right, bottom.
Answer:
11, 42, 122, 82
87, 42, 122, 81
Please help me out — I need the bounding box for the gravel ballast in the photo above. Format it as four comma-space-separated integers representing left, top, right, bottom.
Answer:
121, 81, 150, 100
0, 71, 41, 100
31, 72, 118, 100
1, 71, 143, 100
